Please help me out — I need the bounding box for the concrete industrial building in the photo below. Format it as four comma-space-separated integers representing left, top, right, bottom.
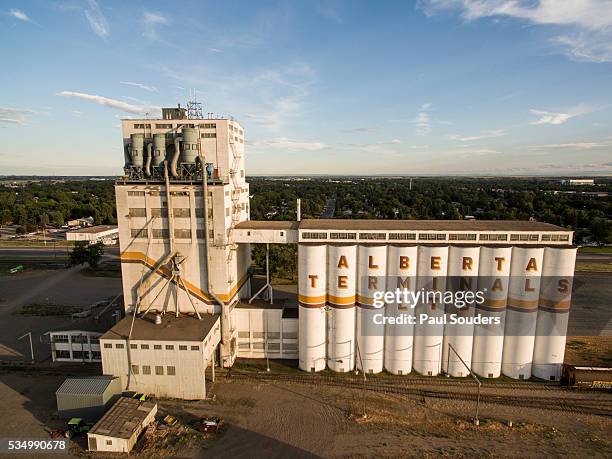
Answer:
65, 225, 119, 244
99, 105, 578, 400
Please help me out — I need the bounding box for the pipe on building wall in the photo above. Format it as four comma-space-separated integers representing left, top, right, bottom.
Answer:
199, 151, 231, 365
144, 142, 153, 176
170, 137, 181, 178
124, 143, 131, 167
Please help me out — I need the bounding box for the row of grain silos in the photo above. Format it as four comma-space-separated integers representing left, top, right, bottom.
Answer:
297, 244, 576, 381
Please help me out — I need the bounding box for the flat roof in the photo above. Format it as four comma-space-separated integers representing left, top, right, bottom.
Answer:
69, 225, 118, 234
89, 396, 156, 439
236, 299, 285, 310
100, 314, 218, 342
235, 221, 299, 230
299, 219, 568, 232
56, 377, 117, 397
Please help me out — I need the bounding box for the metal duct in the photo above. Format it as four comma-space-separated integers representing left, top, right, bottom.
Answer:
144, 142, 152, 176
170, 137, 181, 178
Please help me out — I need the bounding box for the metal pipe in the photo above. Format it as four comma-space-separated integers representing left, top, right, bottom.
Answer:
144, 142, 152, 176
198, 151, 231, 366
170, 137, 181, 178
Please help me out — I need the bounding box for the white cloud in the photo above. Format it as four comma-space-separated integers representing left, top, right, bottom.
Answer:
415, 103, 432, 136
391, 139, 401, 144
421, 0, 612, 62
529, 109, 577, 125
84, 0, 109, 38
57, 91, 159, 115
120, 81, 158, 92
0, 107, 37, 125
456, 148, 501, 158
9, 9, 31, 22
449, 129, 506, 141
249, 138, 327, 151
143, 11, 168, 41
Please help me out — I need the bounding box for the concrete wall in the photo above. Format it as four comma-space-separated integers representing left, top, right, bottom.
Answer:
235, 307, 298, 359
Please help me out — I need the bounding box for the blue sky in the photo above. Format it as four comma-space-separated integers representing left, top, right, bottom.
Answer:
1, 0, 611, 176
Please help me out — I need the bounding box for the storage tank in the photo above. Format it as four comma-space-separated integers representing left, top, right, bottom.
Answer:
298, 244, 327, 372
130, 133, 144, 168
152, 134, 167, 166
356, 245, 387, 374
384, 245, 418, 375
441, 246, 480, 377
532, 247, 577, 381
327, 244, 357, 372
413, 245, 448, 376
181, 128, 199, 163
472, 246, 512, 378
502, 247, 545, 379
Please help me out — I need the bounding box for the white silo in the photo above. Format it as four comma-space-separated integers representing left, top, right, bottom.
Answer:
532, 247, 577, 381
298, 244, 327, 372
413, 245, 449, 376
472, 246, 512, 378
384, 245, 418, 375
502, 247, 545, 379
327, 244, 357, 372
356, 245, 387, 374
441, 246, 480, 377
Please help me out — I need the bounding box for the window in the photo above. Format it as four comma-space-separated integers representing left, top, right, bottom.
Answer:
91, 351, 101, 360
302, 232, 327, 240
165, 345, 174, 350
268, 343, 281, 351
155, 366, 164, 375
130, 344, 137, 349
173, 208, 190, 218
174, 229, 191, 239
155, 123, 172, 129
359, 233, 387, 240
141, 344, 149, 350
202, 123, 216, 128
253, 332, 265, 339
283, 343, 298, 351
128, 191, 145, 197
104, 343, 112, 349
73, 351, 89, 360
389, 233, 416, 240
152, 229, 169, 239
154, 345, 162, 350
283, 332, 297, 339
134, 123, 151, 129
191, 345, 199, 351
55, 350, 71, 359
115, 343, 124, 349
268, 332, 280, 339
479, 233, 508, 241
167, 366, 176, 375
106, 440, 112, 446
253, 343, 264, 350
131, 365, 139, 375
330, 232, 357, 240
142, 365, 151, 375
151, 208, 168, 218
238, 342, 250, 350
179, 345, 188, 351
53, 334, 69, 343
419, 233, 446, 240
201, 133, 216, 138
131, 228, 148, 238
449, 233, 477, 241
238, 331, 249, 338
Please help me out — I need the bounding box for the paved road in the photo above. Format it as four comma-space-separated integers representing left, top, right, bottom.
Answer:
320, 193, 337, 218
0, 246, 120, 259
577, 252, 612, 262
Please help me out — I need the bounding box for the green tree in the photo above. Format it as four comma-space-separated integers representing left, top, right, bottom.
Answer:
590, 219, 612, 246
70, 241, 105, 270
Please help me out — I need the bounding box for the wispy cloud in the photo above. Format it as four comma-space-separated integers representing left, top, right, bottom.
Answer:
528, 140, 612, 150
415, 103, 432, 136
57, 91, 159, 115
84, 0, 109, 38
456, 148, 501, 158
449, 129, 506, 142
120, 81, 158, 92
421, 0, 612, 62
315, 0, 343, 23
249, 138, 327, 151
8, 9, 31, 22
143, 11, 168, 41
529, 109, 576, 125
0, 107, 37, 125
343, 126, 377, 133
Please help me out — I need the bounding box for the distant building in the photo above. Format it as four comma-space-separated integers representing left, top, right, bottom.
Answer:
66, 225, 118, 244
562, 179, 595, 186
67, 216, 95, 227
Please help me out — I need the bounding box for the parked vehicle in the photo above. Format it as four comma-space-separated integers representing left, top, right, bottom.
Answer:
65, 418, 93, 438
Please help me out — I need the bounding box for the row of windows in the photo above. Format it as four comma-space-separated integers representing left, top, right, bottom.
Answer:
52, 334, 99, 344
201, 133, 217, 138
237, 331, 297, 339
134, 122, 217, 129
55, 350, 101, 359
128, 190, 207, 198
237, 342, 297, 351
106, 342, 200, 351
130, 228, 213, 239
302, 231, 569, 242
132, 364, 176, 376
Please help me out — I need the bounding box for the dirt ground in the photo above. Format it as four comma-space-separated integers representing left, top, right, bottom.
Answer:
0, 368, 610, 458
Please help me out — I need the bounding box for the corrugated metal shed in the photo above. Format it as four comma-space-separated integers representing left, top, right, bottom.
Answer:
56, 377, 121, 421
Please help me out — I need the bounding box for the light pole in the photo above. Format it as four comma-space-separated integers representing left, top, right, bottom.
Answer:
18, 332, 34, 363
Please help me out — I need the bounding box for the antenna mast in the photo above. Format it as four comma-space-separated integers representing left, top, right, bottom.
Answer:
187, 89, 204, 119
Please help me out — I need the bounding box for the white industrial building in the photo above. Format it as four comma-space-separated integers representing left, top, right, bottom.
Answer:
99, 104, 578, 401
65, 225, 118, 244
